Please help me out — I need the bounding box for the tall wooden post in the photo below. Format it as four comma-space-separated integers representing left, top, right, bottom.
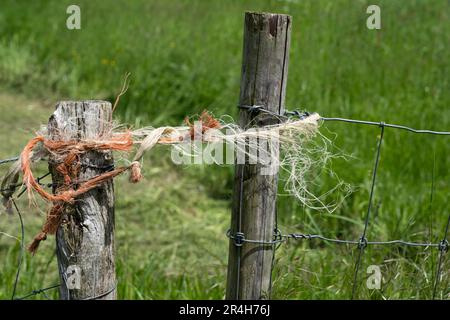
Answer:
48, 101, 116, 300
226, 12, 291, 299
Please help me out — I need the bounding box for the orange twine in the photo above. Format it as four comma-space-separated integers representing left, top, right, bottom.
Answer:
185, 110, 222, 140
19, 111, 221, 254
22, 132, 133, 254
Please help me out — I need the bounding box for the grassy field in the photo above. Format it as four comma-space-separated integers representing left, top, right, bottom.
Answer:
0, 0, 449, 299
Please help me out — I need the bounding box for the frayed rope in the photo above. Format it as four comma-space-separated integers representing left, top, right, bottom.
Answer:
11, 111, 225, 253
1, 111, 339, 254
21, 133, 133, 254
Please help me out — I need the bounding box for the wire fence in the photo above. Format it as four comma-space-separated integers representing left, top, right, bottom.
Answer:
1, 110, 449, 299
230, 106, 450, 300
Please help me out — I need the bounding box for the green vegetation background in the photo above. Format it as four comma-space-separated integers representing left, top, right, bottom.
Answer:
0, 0, 448, 299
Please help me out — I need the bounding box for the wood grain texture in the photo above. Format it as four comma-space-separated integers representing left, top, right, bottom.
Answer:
48, 101, 116, 300
226, 12, 291, 300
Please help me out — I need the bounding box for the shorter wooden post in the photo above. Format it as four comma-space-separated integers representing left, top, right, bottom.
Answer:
48, 101, 116, 300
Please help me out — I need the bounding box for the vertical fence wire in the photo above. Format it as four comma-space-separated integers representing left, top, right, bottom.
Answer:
351, 123, 385, 299
10, 198, 24, 300
234, 164, 245, 299
432, 214, 450, 299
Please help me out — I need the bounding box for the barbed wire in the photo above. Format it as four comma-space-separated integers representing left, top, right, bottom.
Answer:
13, 282, 118, 300
14, 284, 60, 300
226, 229, 447, 248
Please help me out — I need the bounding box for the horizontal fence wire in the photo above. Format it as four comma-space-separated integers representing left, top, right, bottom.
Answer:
0, 164, 116, 195
1, 172, 52, 199
320, 117, 450, 135
0, 156, 19, 165
226, 229, 447, 248
13, 282, 118, 300
14, 284, 60, 300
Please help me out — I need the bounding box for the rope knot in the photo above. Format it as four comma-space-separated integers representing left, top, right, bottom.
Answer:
129, 161, 142, 183
28, 231, 47, 255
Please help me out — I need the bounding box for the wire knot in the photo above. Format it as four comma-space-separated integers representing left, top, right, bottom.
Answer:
226, 230, 246, 247
234, 232, 245, 247
358, 236, 368, 249
273, 228, 283, 242
438, 239, 449, 253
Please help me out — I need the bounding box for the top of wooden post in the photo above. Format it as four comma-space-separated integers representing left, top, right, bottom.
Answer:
49, 100, 112, 140
238, 11, 292, 127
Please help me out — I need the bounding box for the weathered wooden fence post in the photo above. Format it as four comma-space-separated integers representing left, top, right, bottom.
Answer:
48, 101, 116, 300
226, 12, 291, 299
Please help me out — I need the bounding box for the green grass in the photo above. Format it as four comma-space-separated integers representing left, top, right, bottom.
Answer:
0, 0, 449, 299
